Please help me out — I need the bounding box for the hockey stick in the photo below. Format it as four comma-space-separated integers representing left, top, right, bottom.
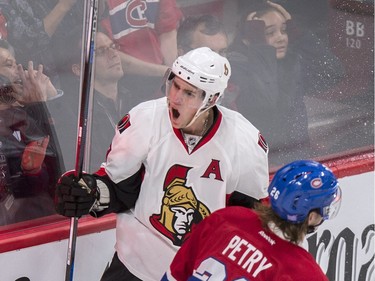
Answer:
65, 1, 98, 281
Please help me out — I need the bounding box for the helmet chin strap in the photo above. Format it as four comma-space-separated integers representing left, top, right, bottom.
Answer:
184, 106, 211, 129
184, 91, 217, 129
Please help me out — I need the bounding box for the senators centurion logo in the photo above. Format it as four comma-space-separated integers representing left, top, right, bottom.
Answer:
149, 164, 211, 246
224, 63, 229, 76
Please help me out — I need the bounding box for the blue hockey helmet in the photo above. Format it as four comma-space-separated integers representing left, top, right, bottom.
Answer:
268, 160, 342, 224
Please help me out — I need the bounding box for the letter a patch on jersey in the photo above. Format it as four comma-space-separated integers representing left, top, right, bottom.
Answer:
201, 159, 223, 181
117, 114, 131, 134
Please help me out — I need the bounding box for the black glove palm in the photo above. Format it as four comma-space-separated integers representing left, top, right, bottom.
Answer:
55, 173, 99, 217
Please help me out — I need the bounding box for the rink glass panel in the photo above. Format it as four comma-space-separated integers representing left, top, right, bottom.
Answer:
0, 0, 373, 233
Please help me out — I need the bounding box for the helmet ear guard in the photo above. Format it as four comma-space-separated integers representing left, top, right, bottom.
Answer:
268, 160, 342, 224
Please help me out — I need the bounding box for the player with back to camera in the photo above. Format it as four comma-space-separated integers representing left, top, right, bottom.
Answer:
162, 159, 342, 281
55, 47, 270, 281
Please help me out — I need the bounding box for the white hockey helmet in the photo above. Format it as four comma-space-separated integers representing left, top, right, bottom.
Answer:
166, 47, 231, 120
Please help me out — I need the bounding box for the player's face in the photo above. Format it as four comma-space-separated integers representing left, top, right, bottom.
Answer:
0, 48, 23, 94
94, 33, 124, 82
191, 25, 228, 57
307, 211, 324, 234
167, 76, 205, 129
171, 206, 195, 235
257, 10, 289, 59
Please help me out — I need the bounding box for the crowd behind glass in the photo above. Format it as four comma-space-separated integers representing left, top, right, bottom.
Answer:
0, 0, 373, 226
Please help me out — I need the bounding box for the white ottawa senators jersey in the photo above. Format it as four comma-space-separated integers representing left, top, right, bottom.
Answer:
103, 97, 269, 281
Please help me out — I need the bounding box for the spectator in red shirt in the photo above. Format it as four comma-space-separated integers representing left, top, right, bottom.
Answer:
101, 0, 183, 102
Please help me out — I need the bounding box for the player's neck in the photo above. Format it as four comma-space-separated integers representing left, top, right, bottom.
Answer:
95, 81, 118, 103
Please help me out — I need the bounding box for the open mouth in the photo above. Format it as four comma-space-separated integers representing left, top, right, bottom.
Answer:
0, 92, 16, 105
172, 108, 180, 119
13, 79, 23, 86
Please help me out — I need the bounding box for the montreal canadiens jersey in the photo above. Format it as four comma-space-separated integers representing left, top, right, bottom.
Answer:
163, 207, 329, 281
102, 97, 269, 281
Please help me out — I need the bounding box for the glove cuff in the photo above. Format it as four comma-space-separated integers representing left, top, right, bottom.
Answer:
90, 179, 110, 214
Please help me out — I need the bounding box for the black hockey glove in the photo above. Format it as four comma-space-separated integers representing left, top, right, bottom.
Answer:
55, 171, 99, 217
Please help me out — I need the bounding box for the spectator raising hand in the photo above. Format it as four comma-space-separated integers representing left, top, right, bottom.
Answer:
17, 62, 58, 103
0, 39, 64, 226
267, 1, 291, 20
0, 75, 57, 226
227, 0, 311, 167
43, 0, 78, 36
21, 136, 50, 175
0, 0, 86, 87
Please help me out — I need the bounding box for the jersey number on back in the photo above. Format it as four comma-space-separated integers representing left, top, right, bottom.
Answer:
188, 257, 249, 281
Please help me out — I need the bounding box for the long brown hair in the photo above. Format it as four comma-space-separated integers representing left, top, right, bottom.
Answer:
254, 202, 309, 244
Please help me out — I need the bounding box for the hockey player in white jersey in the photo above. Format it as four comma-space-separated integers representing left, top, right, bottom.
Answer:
55, 47, 269, 281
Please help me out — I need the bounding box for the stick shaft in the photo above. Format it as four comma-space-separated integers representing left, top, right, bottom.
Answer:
65, 217, 79, 280
65, 1, 98, 280
75, 0, 98, 176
